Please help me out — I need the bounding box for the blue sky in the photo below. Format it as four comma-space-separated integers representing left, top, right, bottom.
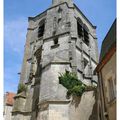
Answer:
4, 0, 116, 93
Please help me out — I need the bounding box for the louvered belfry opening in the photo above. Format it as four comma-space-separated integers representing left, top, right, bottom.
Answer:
83, 24, 89, 46
38, 23, 45, 38
77, 21, 83, 38
38, 19, 45, 38
77, 18, 89, 46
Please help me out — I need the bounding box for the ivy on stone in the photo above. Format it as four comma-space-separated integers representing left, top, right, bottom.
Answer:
59, 70, 97, 97
17, 83, 27, 94
59, 70, 86, 97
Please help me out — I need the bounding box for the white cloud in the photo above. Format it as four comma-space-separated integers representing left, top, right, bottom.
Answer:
4, 18, 28, 55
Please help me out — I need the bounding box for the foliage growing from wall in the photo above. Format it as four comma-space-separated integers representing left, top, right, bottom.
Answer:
17, 83, 27, 94
59, 70, 96, 97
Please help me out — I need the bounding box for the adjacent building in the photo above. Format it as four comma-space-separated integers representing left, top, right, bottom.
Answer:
96, 19, 116, 120
4, 92, 16, 120
12, 0, 99, 120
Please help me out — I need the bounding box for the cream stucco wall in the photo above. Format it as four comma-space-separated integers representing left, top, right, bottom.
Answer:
101, 53, 116, 120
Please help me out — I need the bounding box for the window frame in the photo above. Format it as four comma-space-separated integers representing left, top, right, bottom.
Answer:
107, 77, 116, 102
38, 19, 45, 38
77, 18, 90, 46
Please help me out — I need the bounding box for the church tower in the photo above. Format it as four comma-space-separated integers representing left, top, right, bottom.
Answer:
12, 0, 98, 120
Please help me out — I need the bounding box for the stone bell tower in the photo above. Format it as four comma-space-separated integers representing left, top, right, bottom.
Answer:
12, 0, 98, 120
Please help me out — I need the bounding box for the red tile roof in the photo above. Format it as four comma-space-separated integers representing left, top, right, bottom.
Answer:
5, 92, 16, 106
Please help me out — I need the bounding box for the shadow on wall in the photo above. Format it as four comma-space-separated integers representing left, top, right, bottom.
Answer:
71, 95, 82, 108
89, 89, 98, 120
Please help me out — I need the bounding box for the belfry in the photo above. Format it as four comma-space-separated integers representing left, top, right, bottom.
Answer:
12, 0, 98, 120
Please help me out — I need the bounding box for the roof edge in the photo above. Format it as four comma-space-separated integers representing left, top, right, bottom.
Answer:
28, 10, 47, 21
28, 2, 97, 29
74, 4, 96, 29
95, 43, 116, 72
101, 19, 116, 47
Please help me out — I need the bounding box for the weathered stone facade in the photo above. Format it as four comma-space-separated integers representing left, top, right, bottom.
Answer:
12, 0, 99, 120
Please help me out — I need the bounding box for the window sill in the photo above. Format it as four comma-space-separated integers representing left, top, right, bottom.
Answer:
37, 36, 43, 41
51, 44, 60, 49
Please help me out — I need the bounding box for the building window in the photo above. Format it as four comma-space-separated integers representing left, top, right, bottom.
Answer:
83, 24, 89, 46
53, 17, 57, 35
83, 28, 89, 46
51, 37, 59, 49
38, 19, 45, 38
54, 37, 58, 45
38, 24, 45, 38
58, 6, 62, 21
77, 22, 83, 38
108, 78, 115, 102
83, 58, 88, 68
34, 48, 42, 77
58, 6, 62, 13
77, 18, 89, 46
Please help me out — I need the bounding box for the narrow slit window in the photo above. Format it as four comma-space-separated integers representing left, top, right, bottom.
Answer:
54, 37, 58, 45
83, 29, 89, 46
77, 18, 90, 46
83, 58, 88, 68
83, 24, 89, 46
58, 6, 62, 13
51, 37, 59, 49
58, 7, 62, 20
77, 22, 83, 38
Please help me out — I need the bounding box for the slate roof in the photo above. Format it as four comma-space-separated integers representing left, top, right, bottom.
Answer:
100, 19, 116, 62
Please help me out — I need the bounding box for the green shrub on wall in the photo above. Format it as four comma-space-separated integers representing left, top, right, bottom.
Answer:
17, 83, 27, 94
59, 70, 96, 97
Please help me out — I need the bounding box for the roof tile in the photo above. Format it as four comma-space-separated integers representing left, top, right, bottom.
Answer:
5, 92, 16, 106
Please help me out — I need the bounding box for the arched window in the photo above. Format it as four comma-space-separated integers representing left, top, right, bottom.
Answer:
38, 19, 45, 38
34, 47, 42, 77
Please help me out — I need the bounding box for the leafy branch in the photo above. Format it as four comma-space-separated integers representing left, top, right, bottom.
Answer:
17, 83, 27, 94
59, 70, 96, 97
